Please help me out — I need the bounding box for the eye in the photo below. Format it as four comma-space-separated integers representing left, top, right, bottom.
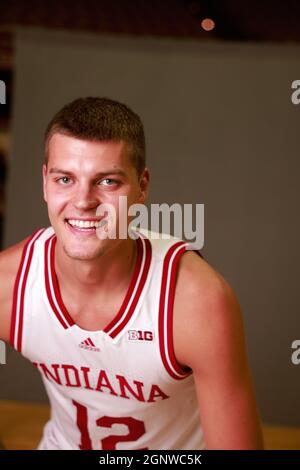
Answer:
57, 176, 72, 185
99, 178, 118, 186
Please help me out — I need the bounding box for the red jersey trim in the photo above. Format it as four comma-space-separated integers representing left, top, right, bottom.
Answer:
44, 233, 152, 338
106, 236, 152, 339
44, 235, 75, 329
10, 228, 46, 351
158, 241, 193, 380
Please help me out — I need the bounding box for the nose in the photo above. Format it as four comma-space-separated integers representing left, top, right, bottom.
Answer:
72, 183, 99, 211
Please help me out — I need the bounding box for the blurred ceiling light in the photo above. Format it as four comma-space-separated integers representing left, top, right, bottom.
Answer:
201, 18, 215, 32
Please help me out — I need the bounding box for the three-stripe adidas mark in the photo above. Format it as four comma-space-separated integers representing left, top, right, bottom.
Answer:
79, 337, 100, 352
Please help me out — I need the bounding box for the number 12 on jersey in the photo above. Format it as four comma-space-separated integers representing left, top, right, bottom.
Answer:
72, 400, 148, 450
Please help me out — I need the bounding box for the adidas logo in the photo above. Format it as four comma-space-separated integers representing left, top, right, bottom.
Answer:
79, 337, 100, 352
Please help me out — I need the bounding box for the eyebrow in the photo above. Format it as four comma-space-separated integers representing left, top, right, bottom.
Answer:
48, 168, 127, 178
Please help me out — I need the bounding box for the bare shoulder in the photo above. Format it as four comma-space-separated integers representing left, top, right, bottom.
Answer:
173, 250, 245, 372
0, 236, 31, 342
173, 252, 264, 449
176, 250, 233, 299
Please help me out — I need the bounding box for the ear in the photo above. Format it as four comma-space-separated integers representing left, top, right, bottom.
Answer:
42, 164, 48, 203
138, 167, 150, 204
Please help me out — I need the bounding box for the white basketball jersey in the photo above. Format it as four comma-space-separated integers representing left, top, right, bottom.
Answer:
10, 226, 206, 450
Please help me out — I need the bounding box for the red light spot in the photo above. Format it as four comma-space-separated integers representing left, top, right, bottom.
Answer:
201, 18, 215, 32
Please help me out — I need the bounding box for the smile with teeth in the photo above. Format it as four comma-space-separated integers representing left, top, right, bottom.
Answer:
66, 219, 104, 229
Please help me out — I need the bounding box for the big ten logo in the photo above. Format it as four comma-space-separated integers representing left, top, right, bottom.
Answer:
127, 330, 154, 342
0, 80, 6, 104
291, 340, 300, 365
291, 80, 300, 105
0, 340, 6, 365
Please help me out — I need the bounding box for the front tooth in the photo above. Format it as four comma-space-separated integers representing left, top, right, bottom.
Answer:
68, 219, 99, 228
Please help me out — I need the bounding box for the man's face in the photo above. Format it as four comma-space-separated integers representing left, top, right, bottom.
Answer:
43, 133, 149, 261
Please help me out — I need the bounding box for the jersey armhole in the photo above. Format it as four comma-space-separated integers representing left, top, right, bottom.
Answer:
9, 228, 45, 351
158, 241, 193, 381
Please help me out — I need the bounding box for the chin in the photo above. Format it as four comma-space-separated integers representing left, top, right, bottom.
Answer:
62, 242, 107, 261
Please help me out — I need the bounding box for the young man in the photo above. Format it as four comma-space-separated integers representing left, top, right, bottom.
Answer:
0, 97, 264, 450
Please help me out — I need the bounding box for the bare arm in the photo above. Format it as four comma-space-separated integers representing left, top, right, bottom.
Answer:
0, 237, 30, 342
173, 252, 264, 450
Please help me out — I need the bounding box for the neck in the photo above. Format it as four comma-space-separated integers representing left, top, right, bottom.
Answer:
54, 237, 137, 299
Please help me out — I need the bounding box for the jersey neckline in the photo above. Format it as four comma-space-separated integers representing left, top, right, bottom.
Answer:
44, 231, 152, 338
